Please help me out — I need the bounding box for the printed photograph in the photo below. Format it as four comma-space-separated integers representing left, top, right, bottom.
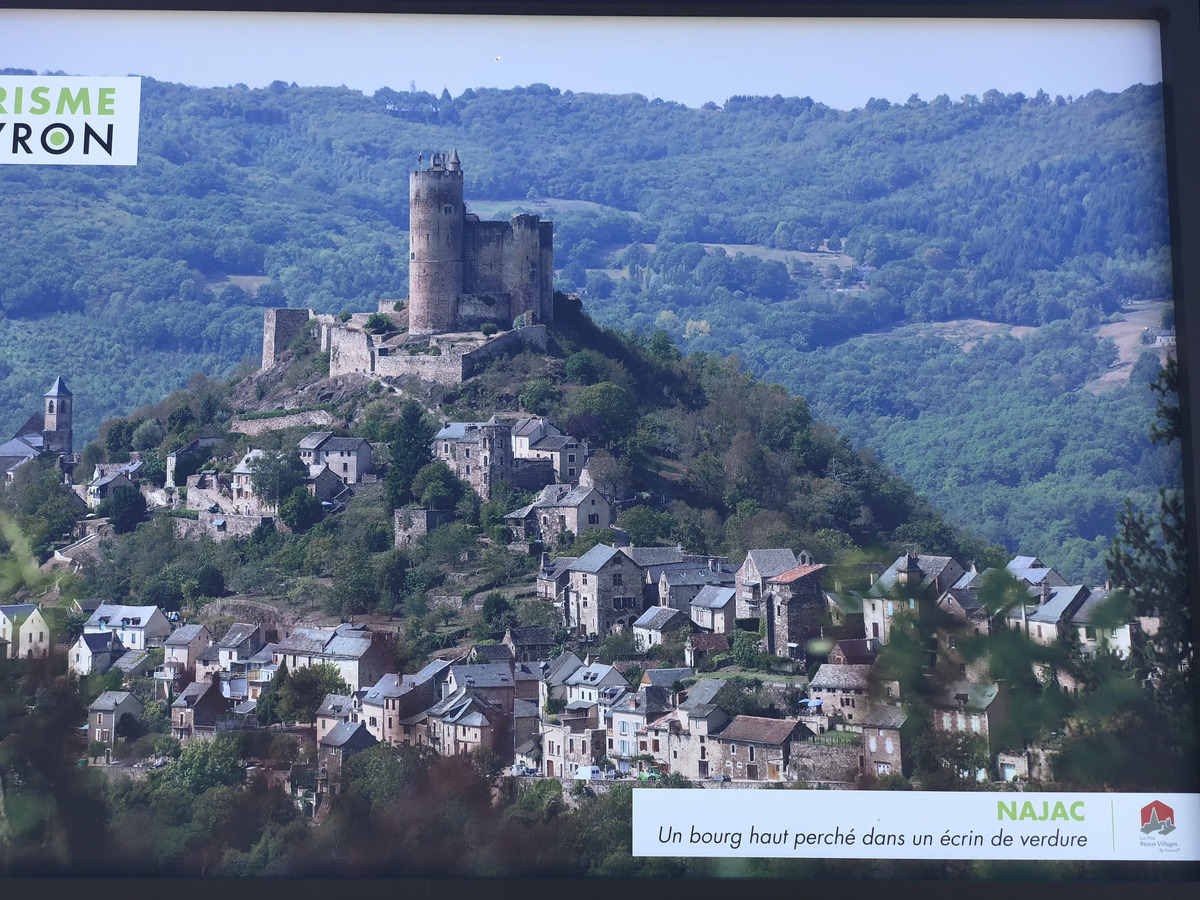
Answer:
0, 7, 1194, 881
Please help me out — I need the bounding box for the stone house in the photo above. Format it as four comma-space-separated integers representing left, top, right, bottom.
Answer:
171, 680, 233, 743
0, 603, 51, 659
70, 631, 126, 677
84, 603, 171, 651
806, 663, 900, 729
307, 464, 349, 503
511, 416, 589, 482
86, 470, 136, 509
658, 679, 730, 779
609, 684, 673, 775
446, 662, 522, 716
564, 544, 647, 639
1068, 588, 1136, 660
932, 680, 1009, 759
394, 507, 456, 549
685, 633, 730, 668
358, 672, 440, 746
316, 693, 355, 744
537, 651, 585, 709
155, 624, 212, 701
1006, 556, 1070, 592
658, 562, 735, 610
562, 661, 627, 706
828, 638, 878, 665
297, 432, 373, 484
864, 553, 966, 644
542, 701, 606, 778
318, 721, 377, 797
764, 555, 827, 660
272, 624, 396, 691
1025, 584, 1092, 648
536, 553, 576, 603
735, 549, 798, 619
423, 688, 503, 759
712, 715, 807, 782
434, 417, 553, 501
503, 626, 556, 662
231, 449, 264, 505
689, 585, 736, 634
860, 706, 912, 779
505, 484, 612, 544
825, 589, 866, 634
218, 622, 264, 670
88, 691, 143, 761
632, 606, 693, 652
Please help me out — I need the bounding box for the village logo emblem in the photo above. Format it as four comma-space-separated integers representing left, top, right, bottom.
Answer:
1140, 801, 1176, 837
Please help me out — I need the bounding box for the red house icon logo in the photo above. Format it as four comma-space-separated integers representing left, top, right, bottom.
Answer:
1141, 801, 1176, 835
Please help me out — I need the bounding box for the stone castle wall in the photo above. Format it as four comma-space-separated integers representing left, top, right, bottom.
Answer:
262, 308, 314, 368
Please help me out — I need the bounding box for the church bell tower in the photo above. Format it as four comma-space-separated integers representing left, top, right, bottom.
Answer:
42, 376, 73, 455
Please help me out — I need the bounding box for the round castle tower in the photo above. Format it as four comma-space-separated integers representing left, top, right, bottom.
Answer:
409, 150, 464, 335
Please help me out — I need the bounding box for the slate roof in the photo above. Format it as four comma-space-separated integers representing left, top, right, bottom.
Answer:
508, 626, 555, 646
90, 690, 136, 712
232, 449, 264, 475
690, 585, 736, 610
164, 624, 208, 646
809, 664, 873, 691
571, 543, 622, 574
1028, 586, 1089, 624
939, 588, 988, 618
316, 693, 355, 719
323, 634, 374, 659
742, 549, 798, 580
1069, 588, 1115, 625
298, 432, 334, 451
513, 698, 540, 719
86, 604, 163, 630
112, 650, 150, 674
275, 628, 336, 654
197, 644, 221, 663
662, 565, 734, 588
322, 436, 369, 453
528, 434, 577, 452
0, 603, 39, 620
642, 667, 692, 688
512, 416, 550, 439
565, 662, 621, 687
434, 422, 489, 441
171, 681, 216, 709
219, 623, 259, 649
862, 706, 908, 729
451, 662, 516, 689
938, 681, 999, 711
678, 678, 726, 716
320, 720, 376, 750
541, 651, 584, 686
717, 715, 801, 746
875, 554, 961, 594
624, 546, 685, 568
632, 606, 684, 631
1007, 556, 1044, 571
472, 643, 515, 662
45, 376, 71, 397
80, 632, 122, 652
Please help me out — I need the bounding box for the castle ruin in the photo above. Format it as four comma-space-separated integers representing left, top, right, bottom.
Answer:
261, 152, 553, 384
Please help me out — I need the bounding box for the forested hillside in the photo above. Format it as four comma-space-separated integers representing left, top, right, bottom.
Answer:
0, 72, 1174, 580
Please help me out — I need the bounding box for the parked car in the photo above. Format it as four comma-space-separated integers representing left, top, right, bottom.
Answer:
602, 769, 621, 780
511, 764, 540, 776
637, 766, 663, 781
710, 774, 730, 782
574, 765, 603, 781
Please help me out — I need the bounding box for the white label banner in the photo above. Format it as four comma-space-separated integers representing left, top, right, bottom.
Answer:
633, 790, 1200, 861
0, 76, 141, 165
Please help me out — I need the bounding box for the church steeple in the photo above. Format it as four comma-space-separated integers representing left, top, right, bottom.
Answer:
43, 376, 73, 455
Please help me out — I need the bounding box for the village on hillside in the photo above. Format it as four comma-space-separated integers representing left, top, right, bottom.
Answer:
0, 153, 1188, 854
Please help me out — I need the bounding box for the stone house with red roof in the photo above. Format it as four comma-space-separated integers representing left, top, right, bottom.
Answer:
764, 553, 826, 660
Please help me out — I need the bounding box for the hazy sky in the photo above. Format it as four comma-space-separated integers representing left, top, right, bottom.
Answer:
1, 10, 1162, 111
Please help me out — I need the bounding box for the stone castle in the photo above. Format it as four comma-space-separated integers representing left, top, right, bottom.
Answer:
261, 152, 553, 385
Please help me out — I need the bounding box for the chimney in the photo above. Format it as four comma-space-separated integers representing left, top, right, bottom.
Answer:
709, 558, 718, 573
1041, 581, 1051, 604
541, 551, 551, 572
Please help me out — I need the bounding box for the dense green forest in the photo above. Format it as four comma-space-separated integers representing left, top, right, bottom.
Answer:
0, 72, 1175, 580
